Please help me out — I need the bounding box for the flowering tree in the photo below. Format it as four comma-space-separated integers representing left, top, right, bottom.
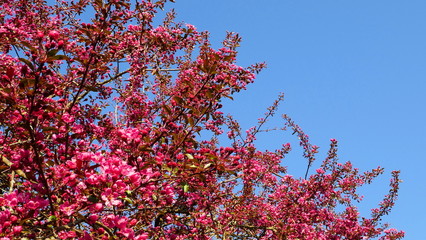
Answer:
0, 0, 404, 239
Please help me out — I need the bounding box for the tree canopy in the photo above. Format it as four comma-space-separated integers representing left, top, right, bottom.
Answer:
0, 0, 403, 239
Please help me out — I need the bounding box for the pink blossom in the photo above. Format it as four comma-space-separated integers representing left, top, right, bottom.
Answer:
60, 202, 76, 216
93, 203, 103, 212
135, 233, 149, 240
48, 30, 60, 40
58, 230, 77, 239
12, 226, 22, 234
101, 188, 122, 207
61, 113, 74, 123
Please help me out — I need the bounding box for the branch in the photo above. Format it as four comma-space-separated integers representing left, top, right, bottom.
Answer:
1, 155, 27, 179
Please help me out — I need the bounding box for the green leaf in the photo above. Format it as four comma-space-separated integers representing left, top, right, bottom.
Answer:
185, 153, 194, 160
183, 183, 189, 193
123, 197, 134, 204
47, 215, 57, 222
88, 195, 98, 203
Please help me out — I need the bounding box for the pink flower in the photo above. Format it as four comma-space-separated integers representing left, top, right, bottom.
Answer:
12, 226, 22, 234
135, 233, 149, 240
48, 30, 60, 40
101, 188, 122, 207
60, 202, 76, 216
62, 113, 74, 123
36, 31, 44, 38
26, 200, 39, 210
9, 110, 22, 124
119, 228, 134, 238
116, 217, 128, 229
93, 203, 103, 211
88, 214, 98, 223
58, 230, 77, 239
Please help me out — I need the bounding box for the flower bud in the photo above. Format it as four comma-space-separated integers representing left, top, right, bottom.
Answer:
36, 31, 44, 38
48, 30, 60, 40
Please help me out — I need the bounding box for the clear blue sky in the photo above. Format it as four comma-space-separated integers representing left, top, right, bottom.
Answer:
165, 1, 426, 238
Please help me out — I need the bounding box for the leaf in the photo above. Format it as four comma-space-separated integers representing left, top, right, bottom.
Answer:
187, 116, 195, 127
204, 153, 217, 160
47, 49, 59, 57
116, 1, 130, 8
88, 195, 98, 203
138, 146, 154, 152
223, 54, 236, 62
50, 55, 70, 61
47, 215, 57, 222
19, 78, 35, 88
183, 183, 189, 193
42, 126, 58, 133
185, 153, 194, 160
172, 96, 183, 105
84, 85, 100, 92
125, 190, 133, 197
18, 58, 34, 71
46, 160, 54, 166
45, 106, 59, 113
0, 87, 11, 94
122, 197, 134, 204
21, 41, 36, 51
163, 105, 172, 115
224, 95, 234, 100
197, 64, 206, 73
205, 90, 213, 99
213, 53, 221, 61
94, 0, 103, 7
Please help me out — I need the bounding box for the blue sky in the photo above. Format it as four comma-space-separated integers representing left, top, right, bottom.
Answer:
166, 1, 426, 238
